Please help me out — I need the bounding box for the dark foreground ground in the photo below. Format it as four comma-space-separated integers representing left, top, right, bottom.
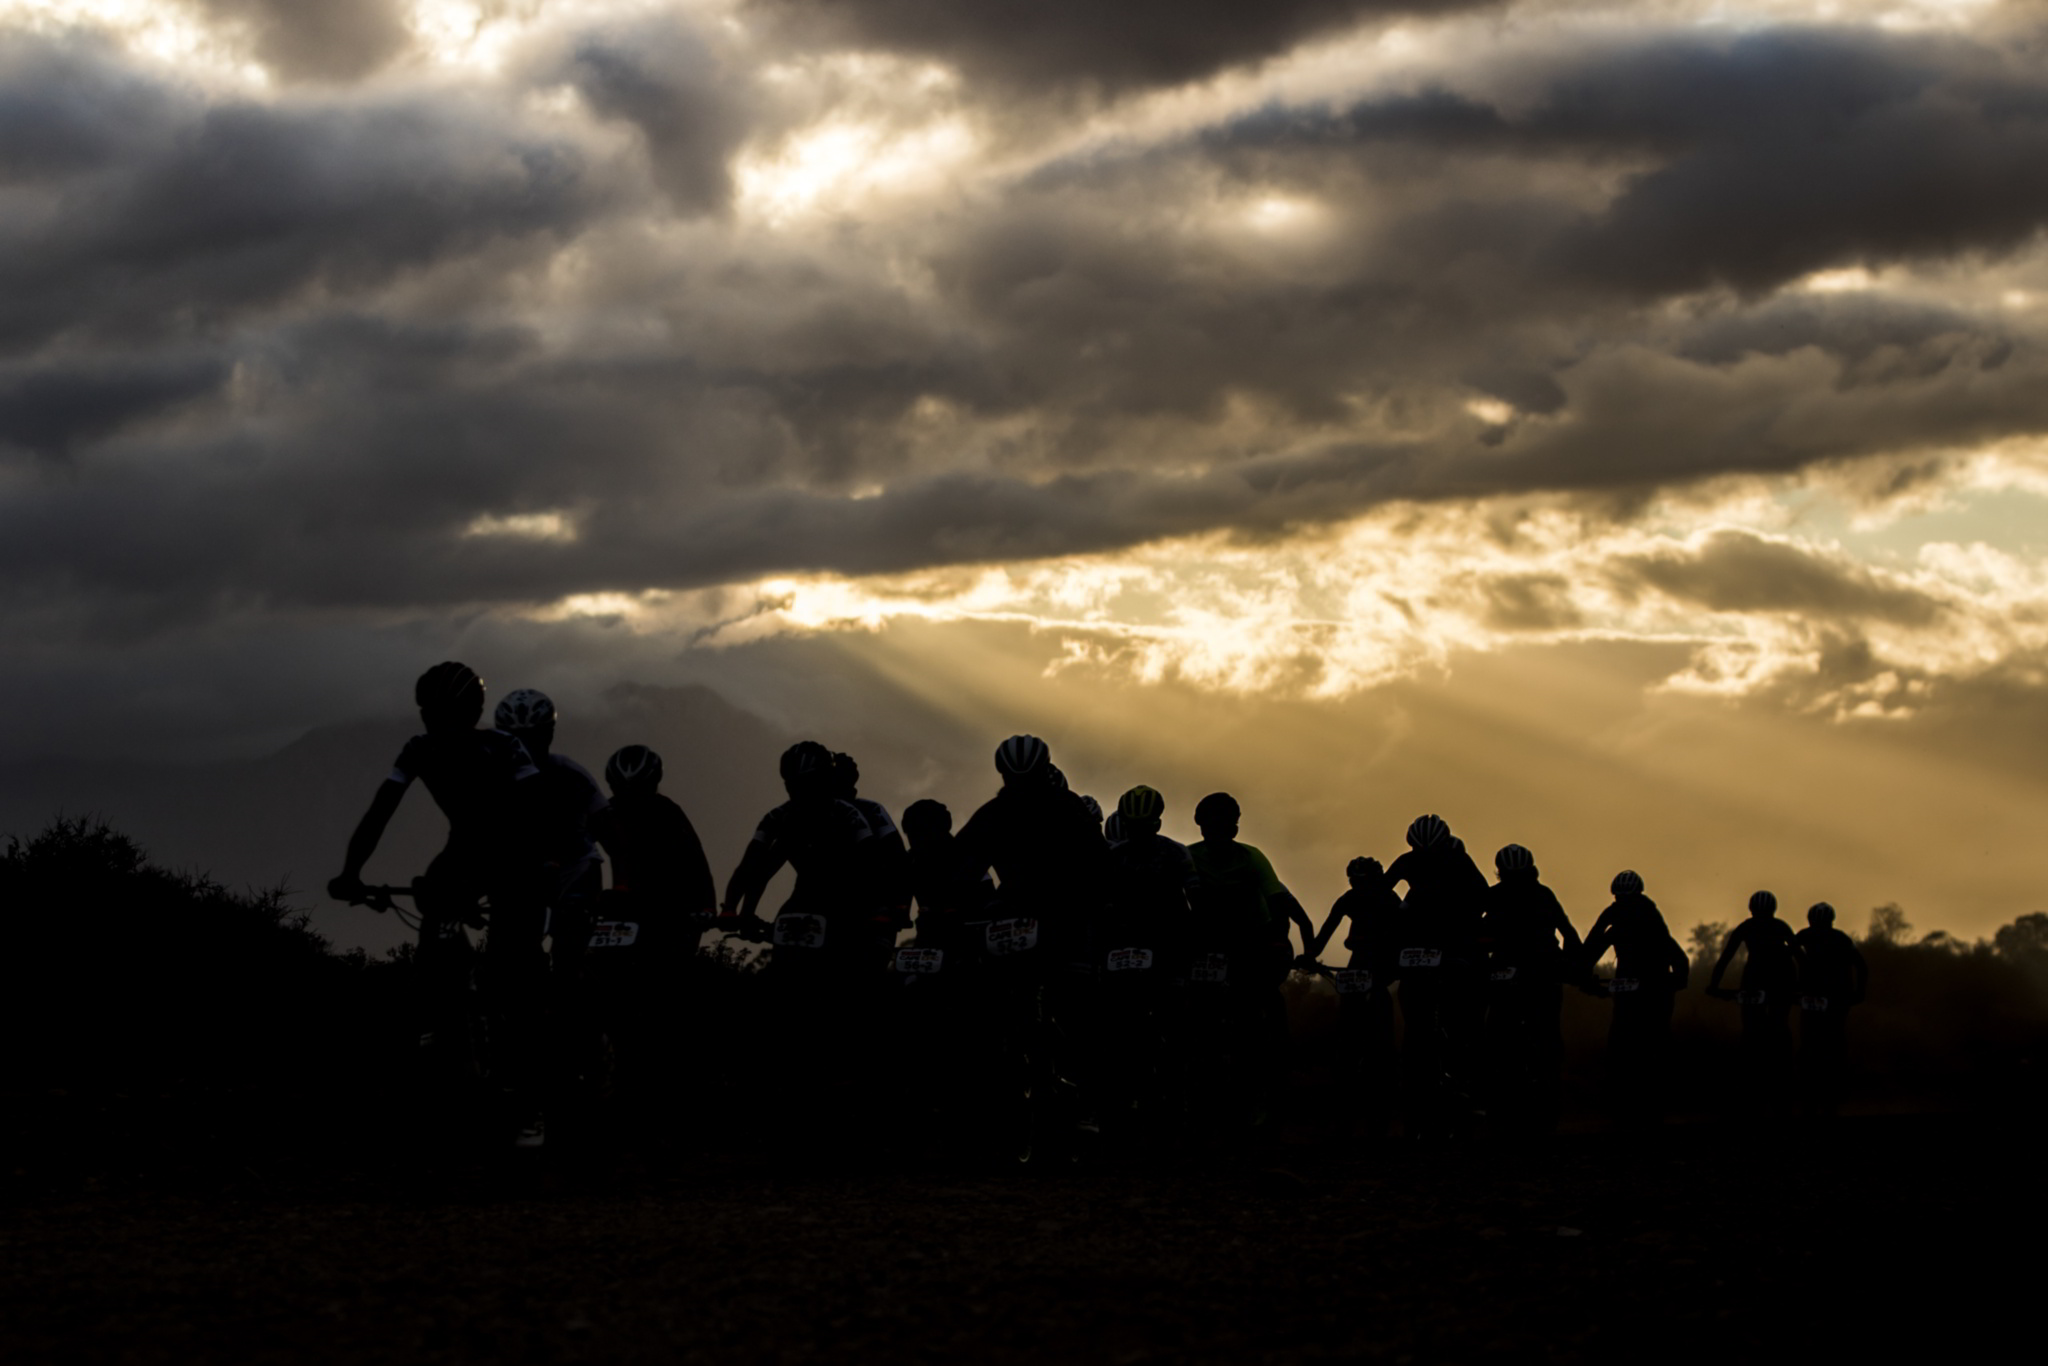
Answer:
1, 1110, 2032, 1365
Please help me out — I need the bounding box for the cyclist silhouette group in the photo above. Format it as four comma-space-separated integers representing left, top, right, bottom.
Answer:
333, 663, 1871, 1152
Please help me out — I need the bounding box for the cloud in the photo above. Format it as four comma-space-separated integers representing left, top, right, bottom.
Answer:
186, 0, 412, 83
0, 31, 613, 355
747, 0, 1486, 94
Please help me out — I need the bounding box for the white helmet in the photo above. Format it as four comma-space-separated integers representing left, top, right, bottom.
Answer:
494, 688, 555, 733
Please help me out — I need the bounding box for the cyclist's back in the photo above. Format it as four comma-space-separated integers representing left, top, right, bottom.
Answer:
1584, 890, 1686, 985
1385, 817, 1489, 955
955, 735, 1106, 923
902, 799, 995, 949
1794, 916, 1866, 1001
1483, 850, 1581, 977
592, 746, 716, 921
389, 726, 540, 865
1104, 830, 1198, 954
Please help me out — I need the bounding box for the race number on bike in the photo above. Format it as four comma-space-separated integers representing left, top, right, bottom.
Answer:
1399, 947, 1443, 969
1189, 953, 1230, 984
587, 921, 640, 949
1106, 947, 1154, 973
894, 946, 944, 974
1607, 976, 1640, 994
1800, 995, 1831, 1012
1333, 968, 1374, 996
985, 918, 1040, 956
773, 913, 828, 949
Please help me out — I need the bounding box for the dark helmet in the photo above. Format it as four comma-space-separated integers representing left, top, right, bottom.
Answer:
1807, 900, 1836, 925
1748, 890, 1778, 915
902, 798, 952, 839
995, 734, 1051, 776
780, 740, 834, 785
494, 688, 556, 733
1495, 843, 1535, 874
415, 661, 483, 711
1194, 792, 1240, 827
1346, 856, 1382, 881
1611, 869, 1644, 896
1079, 794, 1103, 822
1103, 810, 1126, 844
605, 744, 662, 792
1118, 785, 1166, 822
1406, 814, 1450, 850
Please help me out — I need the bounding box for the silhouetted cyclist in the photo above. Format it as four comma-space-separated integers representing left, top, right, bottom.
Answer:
954, 734, 1108, 962
1793, 901, 1867, 1110
1709, 890, 1801, 1102
328, 661, 549, 1147
832, 752, 913, 959
1383, 814, 1490, 1135
901, 798, 996, 952
586, 744, 717, 1122
1306, 856, 1403, 1137
952, 735, 1108, 1154
1087, 785, 1199, 1137
491, 688, 608, 1145
1480, 843, 1583, 1132
1582, 869, 1689, 1126
722, 741, 879, 1135
1185, 792, 1314, 1130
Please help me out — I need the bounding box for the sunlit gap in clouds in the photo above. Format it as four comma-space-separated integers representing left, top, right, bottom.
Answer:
518, 450, 2048, 721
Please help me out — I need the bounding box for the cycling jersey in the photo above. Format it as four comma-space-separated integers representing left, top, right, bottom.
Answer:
1720, 916, 1800, 995
1101, 831, 1198, 949
746, 796, 875, 912
1321, 882, 1405, 977
955, 782, 1107, 916
850, 796, 913, 928
1385, 838, 1490, 952
1187, 839, 1285, 950
592, 791, 716, 917
1583, 894, 1689, 989
386, 727, 540, 856
907, 832, 996, 942
1794, 925, 1867, 1001
537, 753, 608, 897
1482, 873, 1581, 977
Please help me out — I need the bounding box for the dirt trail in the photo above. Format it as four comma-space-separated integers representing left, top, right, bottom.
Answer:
1, 1114, 2029, 1364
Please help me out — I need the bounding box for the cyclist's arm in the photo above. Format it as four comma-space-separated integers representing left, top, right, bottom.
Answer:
1708, 923, 1744, 992
1549, 892, 1584, 955
1273, 885, 1316, 954
722, 839, 785, 918
1307, 897, 1347, 960
334, 779, 407, 893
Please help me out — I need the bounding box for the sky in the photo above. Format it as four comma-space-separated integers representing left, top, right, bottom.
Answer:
5, 0, 2048, 949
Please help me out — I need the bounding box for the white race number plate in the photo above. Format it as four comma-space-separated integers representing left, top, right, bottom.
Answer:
1800, 995, 1831, 1012
1490, 966, 1518, 982
1399, 947, 1443, 969
1106, 947, 1154, 972
773, 913, 828, 949
1608, 976, 1640, 994
1333, 968, 1375, 996
1190, 953, 1230, 984
1737, 990, 1768, 1006
587, 921, 640, 949
985, 918, 1040, 956
894, 946, 944, 974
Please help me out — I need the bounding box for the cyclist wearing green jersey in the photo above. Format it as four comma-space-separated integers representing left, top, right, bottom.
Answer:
1185, 793, 1314, 1125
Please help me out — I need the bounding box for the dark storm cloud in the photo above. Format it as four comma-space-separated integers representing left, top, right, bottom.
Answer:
7, 13, 2048, 632
554, 17, 757, 214
749, 0, 1485, 93
0, 353, 229, 459
187, 0, 412, 82
1613, 530, 1944, 625
0, 32, 610, 355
